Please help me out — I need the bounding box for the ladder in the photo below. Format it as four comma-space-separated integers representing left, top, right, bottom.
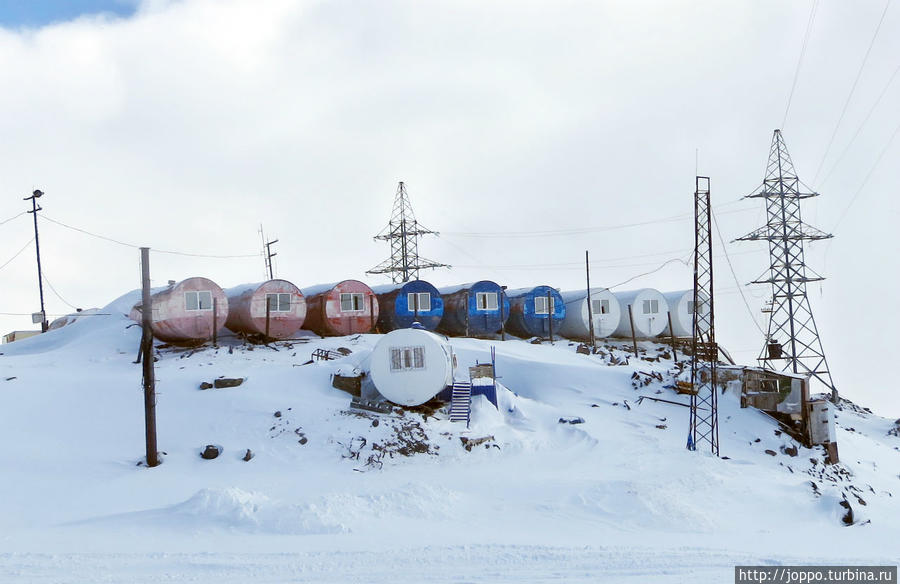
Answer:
449, 381, 472, 427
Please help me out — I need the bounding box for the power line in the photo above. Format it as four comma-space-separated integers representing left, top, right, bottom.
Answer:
40, 215, 261, 259
0, 211, 27, 227
712, 209, 766, 336
0, 238, 34, 272
782, 0, 820, 129
443, 206, 756, 239
605, 256, 691, 290
813, 0, 892, 183
40, 271, 79, 310
820, 60, 900, 187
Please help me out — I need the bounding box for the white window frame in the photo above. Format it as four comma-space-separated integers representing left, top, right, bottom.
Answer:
407, 292, 431, 312
185, 290, 213, 311
266, 293, 292, 312
340, 292, 365, 312
389, 346, 426, 372
642, 299, 659, 314
592, 299, 609, 315
688, 299, 706, 314
534, 295, 556, 315
475, 292, 498, 311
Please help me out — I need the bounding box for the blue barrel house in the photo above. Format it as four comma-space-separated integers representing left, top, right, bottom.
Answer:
437, 281, 510, 338
372, 280, 444, 332
505, 286, 566, 339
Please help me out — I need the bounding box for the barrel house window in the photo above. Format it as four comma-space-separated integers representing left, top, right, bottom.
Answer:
687, 299, 705, 314
534, 296, 556, 314
390, 346, 426, 371
642, 299, 659, 314
592, 299, 610, 314
266, 293, 292, 312
185, 291, 213, 311
475, 292, 498, 311
340, 292, 365, 311
407, 292, 431, 312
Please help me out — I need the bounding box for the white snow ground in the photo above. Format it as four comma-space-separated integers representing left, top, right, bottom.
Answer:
0, 290, 898, 583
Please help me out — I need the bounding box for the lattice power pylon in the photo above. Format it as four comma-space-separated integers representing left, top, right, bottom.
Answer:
687, 176, 719, 456
737, 130, 838, 403
367, 181, 449, 283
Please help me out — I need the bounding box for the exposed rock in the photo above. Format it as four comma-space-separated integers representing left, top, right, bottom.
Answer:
242, 449, 254, 462
200, 445, 221, 460
558, 417, 585, 425
765, 449, 777, 456
214, 377, 245, 388
274, 411, 282, 418
198, 382, 213, 390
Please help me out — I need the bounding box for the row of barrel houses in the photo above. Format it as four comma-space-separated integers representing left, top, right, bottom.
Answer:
105, 276, 708, 344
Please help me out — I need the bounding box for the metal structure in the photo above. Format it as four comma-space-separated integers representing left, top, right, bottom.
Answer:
737, 130, 837, 403
367, 182, 448, 283
687, 176, 719, 456
259, 225, 278, 280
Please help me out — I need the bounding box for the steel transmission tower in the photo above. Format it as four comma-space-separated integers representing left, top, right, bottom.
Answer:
737, 130, 838, 403
367, 182, 449, 283
687, 176, 719, 456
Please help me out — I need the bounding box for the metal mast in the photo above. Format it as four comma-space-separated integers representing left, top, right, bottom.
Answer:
737, 130, 837, 403
367, 181, 449, 283
687, 176, 719, 456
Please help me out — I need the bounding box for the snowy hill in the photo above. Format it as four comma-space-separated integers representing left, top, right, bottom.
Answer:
0, 291, 898, 583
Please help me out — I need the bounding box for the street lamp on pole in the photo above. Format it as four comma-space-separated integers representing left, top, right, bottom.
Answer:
24, 189, 47, 333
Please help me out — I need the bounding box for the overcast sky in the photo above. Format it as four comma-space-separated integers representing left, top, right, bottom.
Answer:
1, 0, 897, 413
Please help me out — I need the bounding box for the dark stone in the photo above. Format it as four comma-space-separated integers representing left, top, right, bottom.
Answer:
336, 347, 353, 356
839, 498, 854, 525
274, 411, 282, 418
575, 344, 591, 355
754, 438, 761, 443
242, 449, 254, 462
782, 445, 799, 457
372, 419, 379, 427
299, 437, 308, 445
201, 445, 221, 459
199, 382, 213, 390
765, 449, 777, 456
655, 424, 668, 430
558, 417, 585, 425
214, 377, 244, 388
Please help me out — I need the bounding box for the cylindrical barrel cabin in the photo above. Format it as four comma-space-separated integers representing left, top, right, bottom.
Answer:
559, 288, 621, 340
128, 277, 229, 343
437, 281, 510, 338
505, 286, 566, 339
661, 290, 710, 338
224, 279, 307, 339
48, 308, 100, 331
300, 280, 379, 337
372, 280, 444, 332
369, 328, 454, 406
611, 288, 668, 338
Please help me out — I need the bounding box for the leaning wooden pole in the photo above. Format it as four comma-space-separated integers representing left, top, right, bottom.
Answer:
585, 250, 596, 351
140, 247, 159, 468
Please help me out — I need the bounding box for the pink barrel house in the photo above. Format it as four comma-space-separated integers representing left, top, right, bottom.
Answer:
301, 280, 379, 337
224, 279, 307, 339
129, 277, 228, 343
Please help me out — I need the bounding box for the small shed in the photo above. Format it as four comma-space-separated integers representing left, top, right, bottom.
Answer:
505, 285, 566, 339
372, 280, 444, 332
661, 290, 710, 337
437, 281, 510, 338
2, 330, 41, 343
129, 277, 228, 343
558, 288, 621, 340
369, 328, 455, 406
611, 288, 668, 338
301, 280, 379, 337
224, 279, 307, 339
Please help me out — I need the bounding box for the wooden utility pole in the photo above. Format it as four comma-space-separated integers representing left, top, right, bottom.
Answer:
667, 311, 679, 363
546, 290, 554, 342
140, 247, 159, 468
627, 304, 639, 357
585, 250, 595, 351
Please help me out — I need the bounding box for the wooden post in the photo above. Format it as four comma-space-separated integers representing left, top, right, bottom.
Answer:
464, 291, 470, 337
585, 250, 595, 351
627, 304, 639, 358
140, 247, 159, 468
212, 297, 218, 347
547, 290, 554, 343
499, 291, 506, 341
667, 311, 679, 363
369, 295, 375, 332
265, 299, 271, 340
